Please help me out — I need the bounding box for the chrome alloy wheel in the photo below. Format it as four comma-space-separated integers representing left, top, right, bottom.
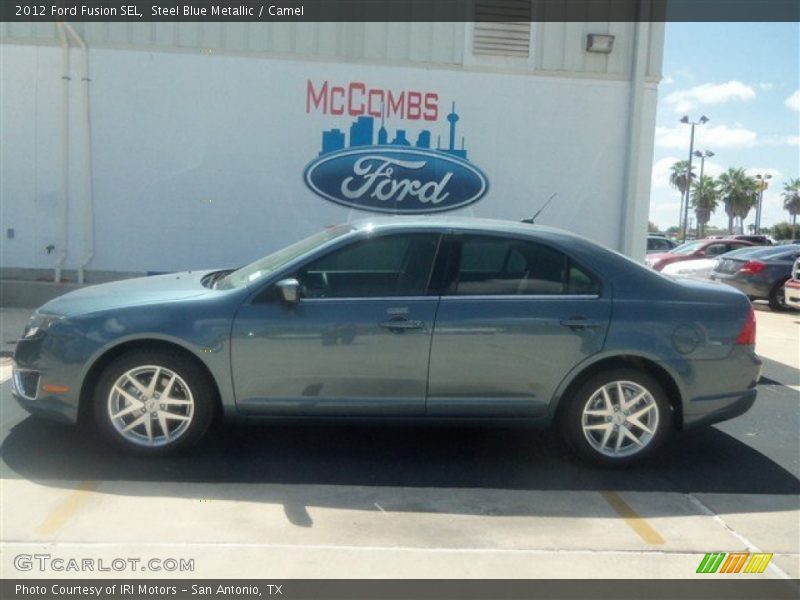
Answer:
581, 380, 659, 458
107, 365, 195, 447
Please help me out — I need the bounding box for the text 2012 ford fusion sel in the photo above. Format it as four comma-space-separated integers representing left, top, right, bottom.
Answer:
11, 218, 761, 466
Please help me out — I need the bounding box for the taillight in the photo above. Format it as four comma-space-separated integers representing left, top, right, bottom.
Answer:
735, 305, 756, 346
738, 260, 765, 274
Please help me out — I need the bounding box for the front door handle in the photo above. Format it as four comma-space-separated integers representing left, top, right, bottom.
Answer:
379, 318, 424, 332
560, 316, 603, 329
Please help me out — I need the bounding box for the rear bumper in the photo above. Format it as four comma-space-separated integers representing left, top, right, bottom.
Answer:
678, 347, 761, 428
709, 272, 771, 299
682, 388, 757, 429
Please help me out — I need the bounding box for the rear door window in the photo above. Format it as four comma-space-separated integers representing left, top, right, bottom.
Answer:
449, 235, 599, 296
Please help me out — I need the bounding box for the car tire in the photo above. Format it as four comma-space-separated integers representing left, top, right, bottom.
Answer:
93, 349, 215, 456
768, 279, 789, 311
560, 368, 673, 467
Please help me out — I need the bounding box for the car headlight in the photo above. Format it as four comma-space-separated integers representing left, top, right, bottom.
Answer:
21, 314, 62, 340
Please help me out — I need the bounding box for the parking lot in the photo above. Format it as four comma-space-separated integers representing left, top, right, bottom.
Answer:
0, 304, 798, 579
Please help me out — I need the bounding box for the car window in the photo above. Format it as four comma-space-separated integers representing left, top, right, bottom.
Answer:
704, 243, 728, 256
672, 241, 704, 255
219, 224, 354, 289
451, 235, 599, 296
296, 233, 439, 298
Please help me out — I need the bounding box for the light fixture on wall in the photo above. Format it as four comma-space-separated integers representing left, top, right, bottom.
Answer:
586, 34, 615, 54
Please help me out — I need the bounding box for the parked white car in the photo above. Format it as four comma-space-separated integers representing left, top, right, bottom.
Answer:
661, 258, 718, 280
785, 258, 800, 311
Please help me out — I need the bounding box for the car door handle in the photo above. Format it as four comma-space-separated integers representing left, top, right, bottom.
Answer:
379, 318, 424, 331
560, 317, 603, 329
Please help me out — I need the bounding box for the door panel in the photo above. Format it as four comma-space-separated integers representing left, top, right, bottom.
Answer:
427, 297, 610, 416
230, 232, 441, 416
426, 234, 610, 417
232, 298, 438, 416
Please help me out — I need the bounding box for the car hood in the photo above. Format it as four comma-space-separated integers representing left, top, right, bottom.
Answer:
38, 271, 217, 318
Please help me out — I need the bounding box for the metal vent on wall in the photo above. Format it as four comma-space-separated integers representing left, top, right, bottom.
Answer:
473, 0, 532, 58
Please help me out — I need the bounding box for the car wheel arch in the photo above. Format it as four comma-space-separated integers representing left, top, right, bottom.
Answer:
77, 338, 223, 426
551, 354, 684, 430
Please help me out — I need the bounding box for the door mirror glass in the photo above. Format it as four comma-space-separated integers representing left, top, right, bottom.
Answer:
276, 278, 301, 304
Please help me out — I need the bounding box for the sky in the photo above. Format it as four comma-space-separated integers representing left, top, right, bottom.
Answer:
649, 22, 799, 232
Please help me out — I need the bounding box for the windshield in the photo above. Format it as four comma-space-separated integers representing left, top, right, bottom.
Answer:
218, 225, 354, 289
671, 241, 704, 255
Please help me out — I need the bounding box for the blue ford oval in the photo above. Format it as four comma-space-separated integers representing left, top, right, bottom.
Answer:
304, 148, 488, 214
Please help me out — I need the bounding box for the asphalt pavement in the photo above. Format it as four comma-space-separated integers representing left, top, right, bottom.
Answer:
0, 304, 798, 579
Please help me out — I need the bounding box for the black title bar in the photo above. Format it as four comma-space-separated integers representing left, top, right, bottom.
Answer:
1, 0, 799, 23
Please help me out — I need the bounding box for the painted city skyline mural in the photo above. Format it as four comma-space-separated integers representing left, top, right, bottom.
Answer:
303, 80, 487, 214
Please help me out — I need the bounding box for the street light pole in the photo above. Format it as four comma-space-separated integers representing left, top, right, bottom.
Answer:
680, 115, 709, 242
754, 173, 772, 233
693, 149, 714, 238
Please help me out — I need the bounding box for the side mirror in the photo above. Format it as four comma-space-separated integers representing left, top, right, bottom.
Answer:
276, 278, 301, 304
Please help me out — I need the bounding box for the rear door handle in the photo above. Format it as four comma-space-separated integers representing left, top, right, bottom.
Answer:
379, 318, 424, 332
560, 316, 603, 329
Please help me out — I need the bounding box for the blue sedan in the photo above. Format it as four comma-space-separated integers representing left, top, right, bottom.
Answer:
11, 218, 761, 466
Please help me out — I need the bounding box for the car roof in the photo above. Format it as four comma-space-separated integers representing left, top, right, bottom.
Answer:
700, 238, 753, 245
350, 216, 579, 239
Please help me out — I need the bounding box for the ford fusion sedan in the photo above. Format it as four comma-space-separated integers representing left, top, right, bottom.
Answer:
12, 218, 761, 466
646, 239, 754, 271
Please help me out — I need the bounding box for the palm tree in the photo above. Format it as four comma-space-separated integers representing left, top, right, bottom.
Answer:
690, 175, 718, 238
717, 168, 758, 234
668, 161, 696, 231
783, 177, 800, 240
669, 160, 696, 195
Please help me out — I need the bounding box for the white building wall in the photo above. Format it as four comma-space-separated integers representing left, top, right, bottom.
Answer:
1, 19, 663, 80
0, 17, 663, 275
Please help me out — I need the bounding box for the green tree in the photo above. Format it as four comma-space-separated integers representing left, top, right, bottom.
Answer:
647, 221, 660, 233
771, 221, 795, 240
782, 177, 800, 240
717, 168, 758, 234
689, 175, 719, 238
669, 160, 697, 195
668, 161, 696, 231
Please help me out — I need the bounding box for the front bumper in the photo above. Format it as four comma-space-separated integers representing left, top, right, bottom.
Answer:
11, 336, 82, 424
785, 280, 800, 310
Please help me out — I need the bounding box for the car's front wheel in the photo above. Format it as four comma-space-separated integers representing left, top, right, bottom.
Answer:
561, 369, 672, 467
93, 349, 215, 455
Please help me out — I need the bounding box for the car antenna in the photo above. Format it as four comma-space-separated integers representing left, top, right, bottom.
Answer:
521, 192, 557, 224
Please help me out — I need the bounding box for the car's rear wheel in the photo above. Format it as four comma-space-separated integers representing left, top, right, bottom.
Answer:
93, 349, 215, 455
768, 279, 788, 311
561, 368, 672, 467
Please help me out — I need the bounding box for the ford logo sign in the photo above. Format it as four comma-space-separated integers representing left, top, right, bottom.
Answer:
304, 148, 489, 214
